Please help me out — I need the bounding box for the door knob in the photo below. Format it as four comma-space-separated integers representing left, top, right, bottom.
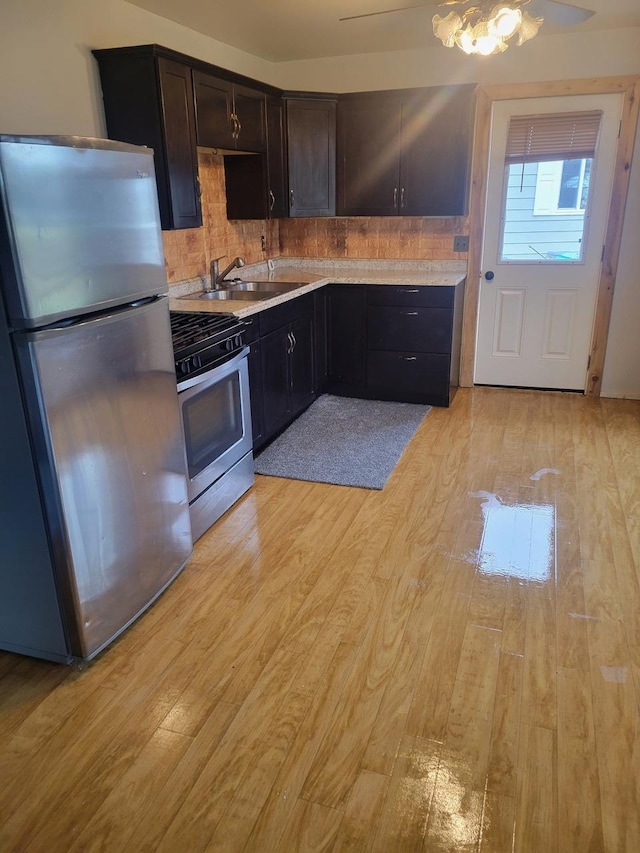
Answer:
484, 270, 495, 281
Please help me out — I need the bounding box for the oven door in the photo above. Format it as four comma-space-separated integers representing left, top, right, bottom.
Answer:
177, 347, 252, 503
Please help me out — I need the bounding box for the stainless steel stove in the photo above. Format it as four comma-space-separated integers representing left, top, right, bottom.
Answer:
170, 311, 254, 541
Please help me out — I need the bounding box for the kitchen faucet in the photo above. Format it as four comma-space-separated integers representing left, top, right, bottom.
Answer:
208, 256, 245, 290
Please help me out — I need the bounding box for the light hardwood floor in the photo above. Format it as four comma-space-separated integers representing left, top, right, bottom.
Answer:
2, 387, 640, 852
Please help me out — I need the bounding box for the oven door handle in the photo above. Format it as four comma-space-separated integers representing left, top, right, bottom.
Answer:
177, 346, 249, 393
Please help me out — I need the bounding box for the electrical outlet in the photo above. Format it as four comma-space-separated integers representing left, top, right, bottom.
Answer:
453, 235, 469, 253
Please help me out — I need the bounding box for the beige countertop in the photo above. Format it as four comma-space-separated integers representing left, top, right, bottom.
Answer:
169, 259, 467, 318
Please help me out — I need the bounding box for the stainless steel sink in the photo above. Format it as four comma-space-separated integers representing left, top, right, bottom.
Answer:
224, 281, 307, 292
178, 290, 276, 302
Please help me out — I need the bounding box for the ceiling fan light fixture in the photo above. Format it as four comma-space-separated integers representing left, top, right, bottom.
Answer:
432, 1, 544, 56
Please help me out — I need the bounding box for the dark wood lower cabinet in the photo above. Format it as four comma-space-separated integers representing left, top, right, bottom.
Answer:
247, 341, 264, 448
326, 285, 366, 394
327, 282, 465, 407
289, 315, 315, 417
246, 295, 317, 452
261, 327, 293, 439
247, 281, 463, 453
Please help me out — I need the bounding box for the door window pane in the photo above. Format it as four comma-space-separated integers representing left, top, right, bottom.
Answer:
500, 158, 592, 262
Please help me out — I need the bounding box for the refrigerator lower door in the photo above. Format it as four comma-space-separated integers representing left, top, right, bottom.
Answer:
16, 298, 193, 659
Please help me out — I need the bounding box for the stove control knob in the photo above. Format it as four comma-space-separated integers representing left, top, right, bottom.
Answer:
178, 359, 190, 376
192, 355, 202, 370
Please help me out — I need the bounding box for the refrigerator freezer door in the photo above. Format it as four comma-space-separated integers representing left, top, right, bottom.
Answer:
15, 298, 192, 659
0, 137, 167, 328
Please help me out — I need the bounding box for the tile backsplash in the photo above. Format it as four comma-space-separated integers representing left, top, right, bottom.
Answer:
278, 216, 469, 260
162, 151, 469, 285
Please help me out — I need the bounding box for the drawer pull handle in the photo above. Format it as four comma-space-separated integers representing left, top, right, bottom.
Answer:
403, 311, 419, 316
399, 288, 420, 293
403, 356, 418, 361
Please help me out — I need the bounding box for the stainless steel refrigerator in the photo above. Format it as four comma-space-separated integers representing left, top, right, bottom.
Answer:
0, 135, 193, 663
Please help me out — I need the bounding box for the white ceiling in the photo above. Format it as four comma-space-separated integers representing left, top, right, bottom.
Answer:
125, 0, 640, 62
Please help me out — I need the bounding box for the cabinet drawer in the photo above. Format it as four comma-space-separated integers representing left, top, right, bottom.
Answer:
367, 285, 455, 309
260, 293, 314, 336
367, 350, 450, 404
368, 306, 452, 354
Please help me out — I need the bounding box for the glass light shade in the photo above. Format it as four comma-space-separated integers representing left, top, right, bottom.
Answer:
517, 10, 544, 44
489, 6, 522, 38
455, 20, 508, 55
432, 11, 464, 48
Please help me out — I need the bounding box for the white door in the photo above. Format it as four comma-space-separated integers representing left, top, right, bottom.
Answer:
475, 94, 623, 390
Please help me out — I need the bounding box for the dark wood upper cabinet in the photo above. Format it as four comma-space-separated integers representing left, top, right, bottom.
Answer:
93, 47, 202, 230
192, 71, 235, 149
193, 70, 266, 153
399, 85, 476, 216
266, 96, 288, 218
337, 84, 476, 217
286, 98, 336, 217
233, 84, 267, 153
223, 95, 286, 221
337, 94, 401, 216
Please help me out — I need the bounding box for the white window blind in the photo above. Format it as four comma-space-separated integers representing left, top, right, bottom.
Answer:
505, 110, 603, 164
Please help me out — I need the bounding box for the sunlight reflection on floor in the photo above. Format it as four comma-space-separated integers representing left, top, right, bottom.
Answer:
469, 490, 555, 582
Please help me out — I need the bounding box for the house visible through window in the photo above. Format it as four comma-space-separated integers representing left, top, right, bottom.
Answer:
533, 158, 592, 216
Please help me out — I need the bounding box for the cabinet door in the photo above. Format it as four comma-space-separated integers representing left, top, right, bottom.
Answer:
286, 99, 336, 217
157, 58, 203, 229
234, 84, 266, 153
337, 94, 401, 216
289, 315, 315, 417
193, 70, 235, 149
399, 85, 475, 216
266, 96, 288, 218
314, 288, 328, 393
261, 327, 292, 438
327, 285, 366, 392
247, 340, 265, 450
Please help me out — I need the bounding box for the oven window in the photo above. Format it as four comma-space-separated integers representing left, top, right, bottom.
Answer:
182, 372, 243, 480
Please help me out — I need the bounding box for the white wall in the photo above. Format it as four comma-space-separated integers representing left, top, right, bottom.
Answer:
0, 0, 276, 137
0, 0, 638, 396
601, 127, 640, 398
